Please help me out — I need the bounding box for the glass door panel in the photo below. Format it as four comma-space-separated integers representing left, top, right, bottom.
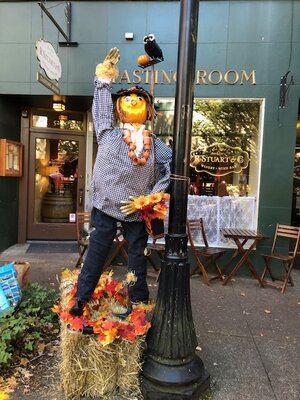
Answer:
34, 138, 78, 223
28, 131, 86, 240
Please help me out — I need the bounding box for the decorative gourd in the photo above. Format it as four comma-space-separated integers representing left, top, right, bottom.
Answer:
137, 54, 151, 66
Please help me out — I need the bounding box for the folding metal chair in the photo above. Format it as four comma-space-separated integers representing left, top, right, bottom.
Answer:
75, 211, 91, 268
261, 224, 300, 293
187, 218, 226, 285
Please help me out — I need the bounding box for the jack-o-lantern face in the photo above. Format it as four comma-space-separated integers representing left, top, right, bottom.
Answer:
117, 93, 148, 124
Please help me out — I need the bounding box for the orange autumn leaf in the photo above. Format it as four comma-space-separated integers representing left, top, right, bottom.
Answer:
69, 316, 85, 331
134, 320, 150, 336
153, 203, 168, 219
101, 319, 118, 331
128, 308, 147, 325
162, 192, 170, 201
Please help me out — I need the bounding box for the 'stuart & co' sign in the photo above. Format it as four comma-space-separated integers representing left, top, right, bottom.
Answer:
190, 142, 250, 176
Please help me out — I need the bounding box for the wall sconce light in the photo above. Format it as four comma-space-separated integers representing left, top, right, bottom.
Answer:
52, 95, 66, 111
125, 32, 134, 40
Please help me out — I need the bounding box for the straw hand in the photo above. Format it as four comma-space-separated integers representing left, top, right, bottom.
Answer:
120, 196, 137, 215
95, 47, 120, 80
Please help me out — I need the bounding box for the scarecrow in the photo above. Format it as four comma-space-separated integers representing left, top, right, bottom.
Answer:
70, 48, 172, 317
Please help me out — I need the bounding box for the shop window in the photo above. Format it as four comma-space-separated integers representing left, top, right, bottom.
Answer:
154, 97, 264, 243
154, 98, 264, 200
291, 109, 300, 226
31, 109, 85, 131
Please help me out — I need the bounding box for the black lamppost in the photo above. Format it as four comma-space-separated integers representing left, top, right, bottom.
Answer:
141, 0, 210, 399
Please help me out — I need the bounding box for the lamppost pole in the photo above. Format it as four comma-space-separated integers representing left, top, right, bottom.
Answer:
141, 0, 210, 399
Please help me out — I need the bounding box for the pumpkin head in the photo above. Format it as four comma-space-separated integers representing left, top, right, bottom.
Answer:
113, 86, 156, 124
116, 93, 148, 124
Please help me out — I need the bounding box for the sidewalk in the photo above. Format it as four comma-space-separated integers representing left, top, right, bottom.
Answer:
1, 243, 300, 400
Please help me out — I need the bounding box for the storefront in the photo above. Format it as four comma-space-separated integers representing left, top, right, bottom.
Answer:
0, 0, 299, 252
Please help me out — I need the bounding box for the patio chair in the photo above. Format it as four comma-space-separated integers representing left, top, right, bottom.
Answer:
75, 214, 128, 269
146, 238, 165, 281
75, 211, 92, 268
261, 224, 300, 293
104, 223, 128, 268
187, 218, 226, 285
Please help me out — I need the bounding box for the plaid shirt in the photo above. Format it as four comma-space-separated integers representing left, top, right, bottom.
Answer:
91, 78, 172, 222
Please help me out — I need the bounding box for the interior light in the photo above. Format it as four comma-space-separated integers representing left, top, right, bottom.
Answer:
52, 95, 66, 111
53, 102, 66, 111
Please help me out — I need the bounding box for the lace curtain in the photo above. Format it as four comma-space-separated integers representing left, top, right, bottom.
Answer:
187, 195, 256, 247
159, 195, 256, 248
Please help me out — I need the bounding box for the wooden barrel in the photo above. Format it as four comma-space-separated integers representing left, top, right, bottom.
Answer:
41, 192, 73, 223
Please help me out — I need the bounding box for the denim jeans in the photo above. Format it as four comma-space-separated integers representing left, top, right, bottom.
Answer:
76, 207, 149, 303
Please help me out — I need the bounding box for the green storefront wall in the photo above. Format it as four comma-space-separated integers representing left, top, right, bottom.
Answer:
0, 0, 299, 254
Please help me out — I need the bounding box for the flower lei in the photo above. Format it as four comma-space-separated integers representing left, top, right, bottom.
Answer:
52, 269, 154, 346
123, 129, 151, 166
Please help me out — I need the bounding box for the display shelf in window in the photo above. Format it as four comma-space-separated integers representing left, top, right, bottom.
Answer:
0, 139, 23, 177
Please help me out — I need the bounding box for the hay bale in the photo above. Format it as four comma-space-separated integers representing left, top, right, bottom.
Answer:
60, 325, 143, 399
84, 339, 118, 398
116, 338, 143, 397
60, 324, 90, 400
57, 270, 150, 400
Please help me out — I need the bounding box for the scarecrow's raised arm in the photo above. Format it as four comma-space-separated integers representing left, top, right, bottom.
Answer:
92, 48, 120, 135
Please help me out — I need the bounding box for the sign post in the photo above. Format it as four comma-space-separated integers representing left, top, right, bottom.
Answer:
141, 0, 210, 398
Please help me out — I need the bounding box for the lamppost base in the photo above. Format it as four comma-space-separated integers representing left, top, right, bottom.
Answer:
141, 354, 210, 399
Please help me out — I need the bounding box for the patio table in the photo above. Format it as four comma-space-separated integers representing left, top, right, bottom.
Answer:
221, 228, 268, 286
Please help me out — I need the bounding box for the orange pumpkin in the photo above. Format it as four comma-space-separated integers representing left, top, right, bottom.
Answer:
137, 54, 151, 66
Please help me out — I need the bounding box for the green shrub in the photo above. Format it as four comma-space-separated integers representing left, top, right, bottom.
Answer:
0, 282, 59, 372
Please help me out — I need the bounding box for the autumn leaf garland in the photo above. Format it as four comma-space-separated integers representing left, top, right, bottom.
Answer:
52, 269, 154, 346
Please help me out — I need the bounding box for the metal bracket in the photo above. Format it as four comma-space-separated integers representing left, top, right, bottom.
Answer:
38, 1, 78, 47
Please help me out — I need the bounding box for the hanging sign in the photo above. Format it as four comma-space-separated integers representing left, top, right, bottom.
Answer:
36, 72, 60, 95
36, 39, 62, 81
190, 142, 250, 176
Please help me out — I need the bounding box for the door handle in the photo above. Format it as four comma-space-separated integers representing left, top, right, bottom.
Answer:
79, 189, 83, 206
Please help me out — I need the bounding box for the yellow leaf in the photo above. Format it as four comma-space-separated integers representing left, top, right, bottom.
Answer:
125, 272, 137, 284
0, 391, 10, 400
99, 327, 118, 346
61, 269, 72, 279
